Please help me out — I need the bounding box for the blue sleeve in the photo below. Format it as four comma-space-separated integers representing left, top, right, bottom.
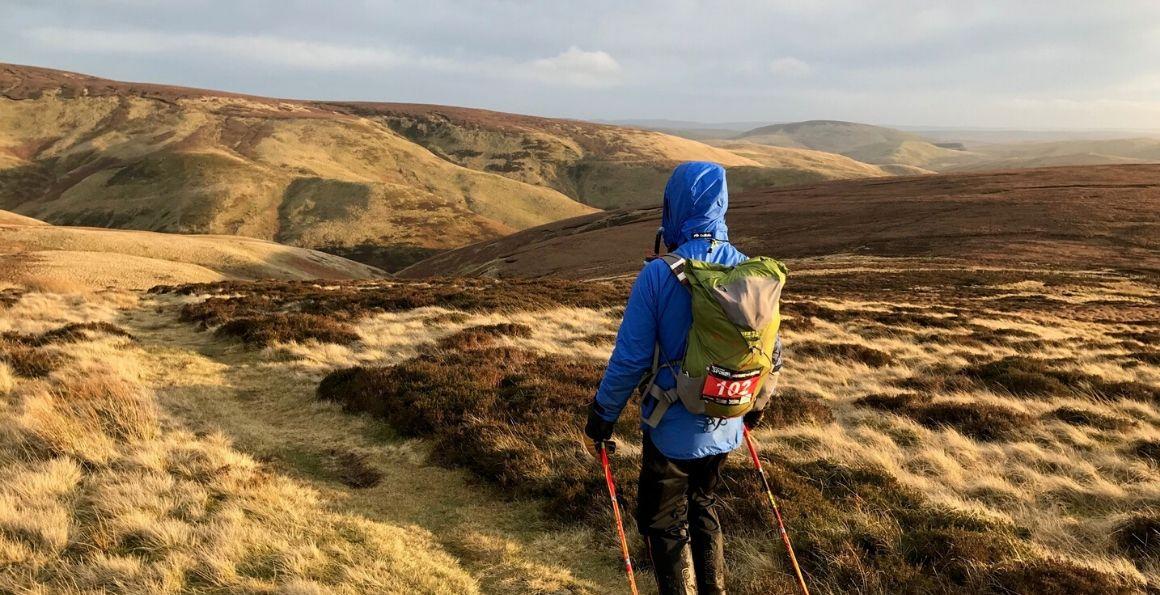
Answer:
593, 263, 661, 422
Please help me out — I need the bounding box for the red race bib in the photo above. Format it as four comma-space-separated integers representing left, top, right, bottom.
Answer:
702, 365, 761, 405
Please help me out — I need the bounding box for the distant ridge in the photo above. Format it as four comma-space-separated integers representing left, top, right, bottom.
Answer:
1, 64, 895, 270
401, 164, 1160, 279
735, 120, 970, 169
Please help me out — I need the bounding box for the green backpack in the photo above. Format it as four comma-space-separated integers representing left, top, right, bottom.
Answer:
641, 254, 787, 427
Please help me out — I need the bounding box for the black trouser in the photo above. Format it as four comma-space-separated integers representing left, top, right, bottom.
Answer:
636, 432, 729, 594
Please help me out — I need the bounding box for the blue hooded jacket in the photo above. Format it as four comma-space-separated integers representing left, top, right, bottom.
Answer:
594, 162, 756, 460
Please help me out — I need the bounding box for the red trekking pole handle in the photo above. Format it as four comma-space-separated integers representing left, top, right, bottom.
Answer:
744, 427, 810, 595
599, 442, 639, 595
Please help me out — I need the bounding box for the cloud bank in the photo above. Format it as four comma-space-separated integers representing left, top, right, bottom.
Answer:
4, 1, 1159, 129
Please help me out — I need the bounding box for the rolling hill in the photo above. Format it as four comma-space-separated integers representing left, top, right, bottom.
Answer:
0, 63, 602, 271
2, 162, 1156, 593
734, 120, 971, 170
710, 141, 895, 178
400, 164, 1160, 279
344, 101, 759, 210
0, 209, 381, 290
954, 138, 1160, 171
1, 64, 900, 271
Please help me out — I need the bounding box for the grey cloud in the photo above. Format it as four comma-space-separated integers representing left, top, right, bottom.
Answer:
2, 0, 1159, 128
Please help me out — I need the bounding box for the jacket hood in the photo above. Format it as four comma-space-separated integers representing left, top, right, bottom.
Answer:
661, 162, 729, 248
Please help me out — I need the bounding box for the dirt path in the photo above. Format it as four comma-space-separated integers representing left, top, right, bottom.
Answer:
117, 295, 631, 594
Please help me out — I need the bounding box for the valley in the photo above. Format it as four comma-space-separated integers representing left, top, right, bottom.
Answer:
0, 162, 1156, 593
2, 64, 908, 272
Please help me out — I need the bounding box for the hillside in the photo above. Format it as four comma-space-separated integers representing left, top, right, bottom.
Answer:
952, 138, 1160, 171
0, 210, 46, 226
400, 164, 1160, 279
341, 101, 760, 210
710, 141, 894, 178
0, 64, 900, 272
0, 210, 381, 290
2, 163, 1156, 593
0, 64, 608, 271
735, 120, 970, 170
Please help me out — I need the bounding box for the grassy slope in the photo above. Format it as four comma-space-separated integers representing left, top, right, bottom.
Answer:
399, 164, 1160, 279
340, 101, 761, 210
949, 138, 1160, 171
0, 76, 594, 271
0, 210, 382, 290
736, 120, 973, 170
0, 64, 901, 271
140, 267, 1159, 593
2, 162, 1157, 591
0, 210, 45, 226
0, 287, 627, 593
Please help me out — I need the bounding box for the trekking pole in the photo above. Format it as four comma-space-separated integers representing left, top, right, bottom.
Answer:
743, 427, 810, 595
598, 442, 639, 595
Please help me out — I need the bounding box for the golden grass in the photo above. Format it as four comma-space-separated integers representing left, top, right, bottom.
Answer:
122, 295, 627, 593
0, 292, 483, 593
0, 215, 384, 290
210, 268, 1145, 591
713, 141, 891, 178
1, 256, 1156, 592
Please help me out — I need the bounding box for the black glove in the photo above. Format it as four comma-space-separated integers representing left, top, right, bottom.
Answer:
743, 408, 765, 430
585, 401, 616, 457
585, 401, 616, 443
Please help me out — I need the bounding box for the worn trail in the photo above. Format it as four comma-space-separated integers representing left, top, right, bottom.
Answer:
117, 295, 628, 594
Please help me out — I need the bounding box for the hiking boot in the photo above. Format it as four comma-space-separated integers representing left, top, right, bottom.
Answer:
691, 525, 726, 594
648, 535, 697, 595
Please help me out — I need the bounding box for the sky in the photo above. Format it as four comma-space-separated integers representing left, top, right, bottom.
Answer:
4, 0, 1160, 130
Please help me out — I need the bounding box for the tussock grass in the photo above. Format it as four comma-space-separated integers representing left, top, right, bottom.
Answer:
216, 313, 361, 347
120, 265, 1160, 592
316, 347, 621, 523
315, 335, 1139, 593
1046, 406, 1135, 431
1131, 440, 1160, 465
158, 278, 627, 325
1111, 330, 1160, 345
761, 388, 835, 428
961, 357, 1083, 396
987, 558, 1143, 595
2, 321, 135, 346
854, 393, 1032, 441
1115, 511, 1160, 563
1124, 351, 1160, 366
0, 295, 480, 593
794, 341, 893, 367
436, 323, 533, 351
15, 367, 158, 464
0, 341, 64, 378
0, 287, 23, 309
574, 332, 618, 346
902, 356, 1160, 403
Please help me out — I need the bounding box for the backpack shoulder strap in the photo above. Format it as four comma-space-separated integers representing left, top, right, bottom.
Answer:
638, 254, 692, 428
658, 254, 689, 287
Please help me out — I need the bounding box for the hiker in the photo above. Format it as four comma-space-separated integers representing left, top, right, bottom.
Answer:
585, 161, 784, 595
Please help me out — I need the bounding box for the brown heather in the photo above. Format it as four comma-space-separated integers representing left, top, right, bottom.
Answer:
2, 250, 1156, 593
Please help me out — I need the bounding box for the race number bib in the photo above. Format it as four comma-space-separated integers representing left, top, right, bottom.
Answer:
701, 365, 761, 405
